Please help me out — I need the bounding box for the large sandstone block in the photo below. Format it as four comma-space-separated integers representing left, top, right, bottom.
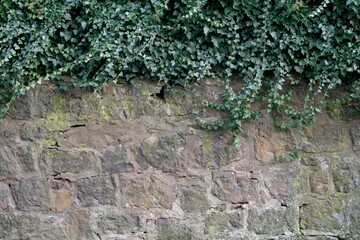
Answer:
90, 210, 141, 235
247, 206, 297, 235
41, 149, 97, 174
178, 184, 209, 213
0, 145, 18, 178
75, 176, 116, 207
351, 123, 360, 156
263, 164, 310, 204
204, 211, 245, 236
300, 197, 344, 236
0, 212, 40, 239
118, 174, 175, 209
0, 183, 14, 211
303, 126, 345, 153
211, 170, 259, 204
100, 144, 134, 174
156, 218, 193, 240
136, 134, 186, 172
10, 177, 51, 211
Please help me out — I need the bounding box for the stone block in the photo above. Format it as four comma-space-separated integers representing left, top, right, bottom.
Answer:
300, 197, 344, 235
0, 183, 13, 211
15, 143, 38, 172
10, 177, 50, 211
100, 144, 133, 174
211, 170, 258, 204
309, 167, 330, 194
347, 194, 360, 239
264, 164, 310, 204
247, 206, 297, 235
7, 95, 32, 120
41, 149, 96, 174
119, 175, 175, 209
75, 176, 116, 206
156, 218, 193, 240
0, 212, 40, 239
0, 146, 17, 178
331, 157, 360, 193
205, 211, 245, 236
90, 211, 140, 235
137, 134, 186, 172
195, 133, 246, 168
351, 123, 360, 156
39, 210, 94, 240
178, 185, 209, 213
303, 126, 345, 153
19, 124, 48, 141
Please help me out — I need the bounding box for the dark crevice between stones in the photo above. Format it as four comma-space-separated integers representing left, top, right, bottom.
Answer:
70, 124, 86, 128
151, 85, 166, 102
231, 202, 249, 210
298, 203, 307, 235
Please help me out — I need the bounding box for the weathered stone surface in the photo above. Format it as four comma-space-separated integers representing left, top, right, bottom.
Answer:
211, 170, 259, 204
0, 212, 40, 239
0, 145, 18, 178
7, 95, 33, 120
137, 134, 186, 172
309, 167, 330, 194
101, 144, 134, 173
351, 123, 360, 156
41, 149, 96, 174
303, 126, 345, 153
39, 210, 94, 240
90, 211, 141, 235
178, 184, 209, 213
195, 133, 246, 168
19, 123, 48, 141
156, 218, 193, 240
331, 156, 360, 193
205, 211, 245, 236
300, 197, 344, 235
347, 193, 360, 239
75, 176, 116, 206
0, 183, 13, 211
119, 175, 175, 209
254, 121, 296, 164
10, 177, 50, 211
15, 143, 39, 172
248, 206, 297, 235
1, 80, 360, 239
264, 164, 310, 204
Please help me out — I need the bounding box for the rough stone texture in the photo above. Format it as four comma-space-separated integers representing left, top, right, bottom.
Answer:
300, 197, 344, 236
303, 125, 345, 153
101, 144, 134, 173
75, 176, 116, 207
41, 149, 96, 174
118, 174, 176, 209
156, 218, 193, 240
10, 177, 51, 211
351, 123, 360, 156
248, 206, 297, 235
0, 79, 359, 239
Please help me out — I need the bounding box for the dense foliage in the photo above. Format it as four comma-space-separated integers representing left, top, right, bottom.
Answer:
1, 0, 359, 145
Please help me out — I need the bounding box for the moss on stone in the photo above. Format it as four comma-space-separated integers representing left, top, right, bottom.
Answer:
99, 105, 112, 121
75, 114, 91, 121
37, 94, 70, 132
327, 99, 342, 120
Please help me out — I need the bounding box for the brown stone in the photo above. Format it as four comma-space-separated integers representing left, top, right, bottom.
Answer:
53, 190, 72, 212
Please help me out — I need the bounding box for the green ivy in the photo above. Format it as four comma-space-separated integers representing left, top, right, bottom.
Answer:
1, 0, 359, 146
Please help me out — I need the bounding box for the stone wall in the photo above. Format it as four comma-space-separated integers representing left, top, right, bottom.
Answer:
0, 79, 359, 239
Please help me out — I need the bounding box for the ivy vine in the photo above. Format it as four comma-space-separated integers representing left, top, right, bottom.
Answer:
1, 0, 359, 146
